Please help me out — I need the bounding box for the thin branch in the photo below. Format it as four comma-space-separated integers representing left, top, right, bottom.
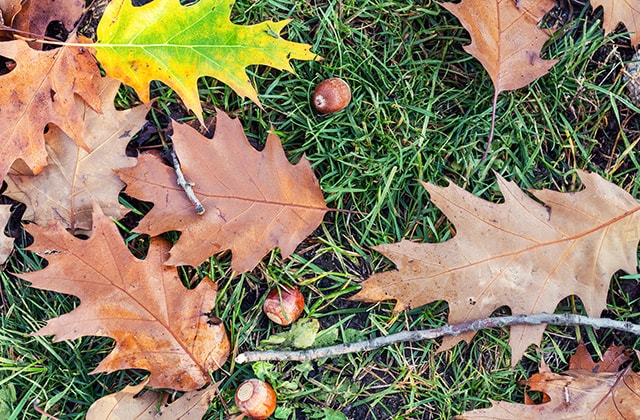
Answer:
170, 149, 205, 215
235, 313, 640, 363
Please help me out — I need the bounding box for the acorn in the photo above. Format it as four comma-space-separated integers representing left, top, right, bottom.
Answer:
235, 379, 276, 419
312, 77, 351, 114
262, 286, 304, 326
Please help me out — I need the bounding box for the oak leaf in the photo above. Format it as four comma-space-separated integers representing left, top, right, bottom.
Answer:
440, 0, 558, 93
460, 345, 640, 418
12, 0, 84, 49
118, 111, 328, 273
0, 0, 21, 40
352, 171, 640, 362
86, 379, 217, 419
17, 205, 230, 391
592, 0, 640, 47
569, 342, 631, 373
4, 76, 148, 233
0, 38, 101, 180
95, 0, 317, 123
0, 205, 14, 264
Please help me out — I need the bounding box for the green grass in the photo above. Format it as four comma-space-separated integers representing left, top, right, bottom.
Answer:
1, 0, 640, 418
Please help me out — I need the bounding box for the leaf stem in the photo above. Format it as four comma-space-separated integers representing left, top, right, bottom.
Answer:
235, 313, 640, 363
483, 89, 499, 160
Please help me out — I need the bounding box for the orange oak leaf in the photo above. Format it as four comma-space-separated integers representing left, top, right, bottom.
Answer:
0, 205, 14, 264
460, 348, 640, 418
592, 0, 640, 47
569, 342, 632, 373
17, 205, 230, 391
352, 171, 640, 363
86, 379, 217, 419
0, 38, 101, 181
4, 76, 148, 233
439, 0, 558, 94
117, 111, 328, 273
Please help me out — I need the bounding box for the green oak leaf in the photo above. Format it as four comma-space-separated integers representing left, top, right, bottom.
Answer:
96, 0, 317, 122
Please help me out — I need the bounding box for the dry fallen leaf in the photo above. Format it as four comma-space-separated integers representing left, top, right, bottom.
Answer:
0, 38, 101, 181
569, 342, 631, 373
592, 0, 640, 47
0, 0, 21, 40
439, 0, 558, 94
86, 379, 217, 419
352, 171, 640, 363
17, 204, 230, 390
0, 205, 14, 264
460, 345, 640, 419
12, 0, 84, 49
4, 76, 148, 233
118, 111, 328, 273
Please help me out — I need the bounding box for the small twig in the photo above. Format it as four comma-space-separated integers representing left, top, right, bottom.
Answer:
235, 313, 640, 363
169, 149, 205, 215
32, 399, 60, 420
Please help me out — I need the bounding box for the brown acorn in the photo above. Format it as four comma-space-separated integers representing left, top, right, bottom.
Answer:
312, 77, 351, 114
235, 379, 276, 419
263, 286, 304, 326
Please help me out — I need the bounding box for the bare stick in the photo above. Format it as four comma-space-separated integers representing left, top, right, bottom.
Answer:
170, 149, 205, 215
235, 313, 640, 363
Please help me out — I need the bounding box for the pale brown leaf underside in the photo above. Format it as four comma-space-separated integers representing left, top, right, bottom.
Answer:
592, 0, 640, 47
12, 0, 84, 49
440, 0, 558, 93
460, 368, 640, 418
352, 171, 640, 362
0, 205, 14, 264
0, 39, 101, 181
118, 111, 328, 273
4, 76, 148, 233
86, 379, 217, 419
18, 205, 230, 390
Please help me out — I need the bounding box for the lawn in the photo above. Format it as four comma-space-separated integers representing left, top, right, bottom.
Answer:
1, 0, 639, 418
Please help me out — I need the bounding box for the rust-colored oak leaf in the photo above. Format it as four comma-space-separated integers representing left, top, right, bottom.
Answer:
592, 0, 640, 47
17, 205, 230, 391
352, 172, 640, 363
0, 205, 14, 264
86, 379, 217, 419
439, 0, 558, 94
0, 38, 101, 181
4, 76, 148, 233
569, 342, 632, 373
118, 111, 328, 273
460, 346, 640, 418
12, 0, 84, 49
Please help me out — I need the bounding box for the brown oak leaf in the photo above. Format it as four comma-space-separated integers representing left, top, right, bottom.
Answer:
352, 171, 640, 363
118, 111, 328, 273
0, 205, 14, 264
4, 76, 148, 233
569, 342, 632, 374
0, 38, 101, 181
460, 346, 640, 418
592, 0, 640, 47
0, 0, 21, 40
12, 0, 84, 49
439, 0, 558, 94
86, 379, 217, 419
17, 204, 230, 390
